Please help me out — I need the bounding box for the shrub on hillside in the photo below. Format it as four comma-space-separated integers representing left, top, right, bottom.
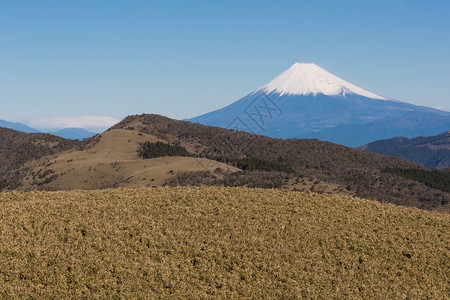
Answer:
137, 141, 191, 159
232, 158, 295, 173
383, 168, 450, 193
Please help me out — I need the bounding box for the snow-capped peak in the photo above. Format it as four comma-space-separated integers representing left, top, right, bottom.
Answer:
256, 63, 386, 100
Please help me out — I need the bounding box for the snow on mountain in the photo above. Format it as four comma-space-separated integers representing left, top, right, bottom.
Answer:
256, 63, 386, 100
188, 63, 449, 146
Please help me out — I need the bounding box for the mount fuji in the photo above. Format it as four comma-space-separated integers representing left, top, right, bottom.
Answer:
188, 63, 450, 147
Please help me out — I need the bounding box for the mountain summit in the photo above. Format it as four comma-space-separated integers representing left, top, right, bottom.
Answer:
188, 63, 450, 146
256, 63, 386, 99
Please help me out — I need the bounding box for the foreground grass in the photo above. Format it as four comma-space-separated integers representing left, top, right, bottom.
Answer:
0, 187, 448, 298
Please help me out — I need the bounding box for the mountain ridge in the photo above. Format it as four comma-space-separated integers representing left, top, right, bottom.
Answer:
188, 63, 450, 146
0, 119, 40, 133
0, 119, 97, 140
359, 130, 450, 169
1, 114, 448, 212
50, 128, 97, 140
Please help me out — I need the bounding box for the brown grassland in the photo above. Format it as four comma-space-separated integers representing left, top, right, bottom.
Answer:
19, 129, 239, 190
0, 186, 449, 298
2, 115, 449, 212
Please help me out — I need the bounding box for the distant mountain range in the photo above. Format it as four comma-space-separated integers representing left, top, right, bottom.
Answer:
0, 119, 96, 140
188, 63, 450, 147
0, 119, 40, 133
3, 63, 449, 146
49, 128, 97, 140
360, 130, 450, 169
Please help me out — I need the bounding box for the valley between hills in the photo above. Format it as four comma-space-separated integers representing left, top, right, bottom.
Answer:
2, 114, 449, 213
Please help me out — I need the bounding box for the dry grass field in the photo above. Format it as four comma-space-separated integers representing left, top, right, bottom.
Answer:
0, 187, 448, 298
20, 129, 239, 190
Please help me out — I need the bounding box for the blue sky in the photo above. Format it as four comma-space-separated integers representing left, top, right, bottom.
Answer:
1, 0, 449, 130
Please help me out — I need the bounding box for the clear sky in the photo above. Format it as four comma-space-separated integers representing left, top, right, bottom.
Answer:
1, 0, 449, 131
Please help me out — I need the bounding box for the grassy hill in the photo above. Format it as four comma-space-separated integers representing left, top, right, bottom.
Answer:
2, 115, 449, 212
0, 187, 448, 298
111, 114, 450, 211
18, 129, 239, 190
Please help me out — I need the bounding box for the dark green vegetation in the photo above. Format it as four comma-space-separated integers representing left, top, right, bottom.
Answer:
384, 168, 450, 195
112, 114, 450, 211
225, 158, 294, 173
0, 187, 448, 298
137, 141, 294, 173
138, 141, 191, 159
360, 130, 450, 169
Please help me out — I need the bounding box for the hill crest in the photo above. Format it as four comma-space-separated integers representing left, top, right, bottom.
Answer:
1, 114, 448, 212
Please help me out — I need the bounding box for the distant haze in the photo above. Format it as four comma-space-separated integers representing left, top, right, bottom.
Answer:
28, 116, 120, 132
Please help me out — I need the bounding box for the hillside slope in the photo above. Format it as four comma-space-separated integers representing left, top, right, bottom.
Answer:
110, 114, 450, 212
19, 129, 239, 190
3, 114, 449, 211
360, 130, 450, 169
0, 127, 81, 190
188, 63, 450, 146
0, 187, 448, 298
